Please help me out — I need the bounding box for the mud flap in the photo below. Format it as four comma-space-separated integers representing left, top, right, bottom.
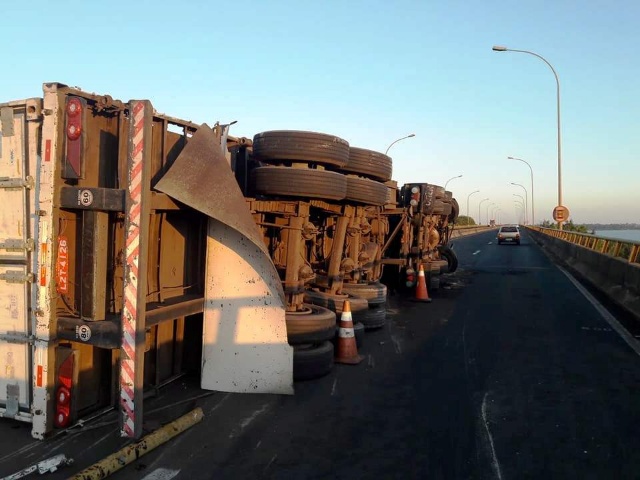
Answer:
155, 126, 293, 395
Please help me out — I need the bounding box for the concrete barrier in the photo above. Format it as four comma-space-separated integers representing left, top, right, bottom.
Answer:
528, 229, 640, 322
450, 226, 497, 239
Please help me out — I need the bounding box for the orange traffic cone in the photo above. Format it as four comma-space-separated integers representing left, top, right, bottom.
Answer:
335, 300, 364, 365
413, 264, 432, 303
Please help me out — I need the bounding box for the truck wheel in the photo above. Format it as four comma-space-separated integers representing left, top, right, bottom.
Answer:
341, 282, 387, 306
304, 290, 369, 316
358, 307, 386, 330
448, 198, 460, 223
250, 166, 347, 201
252, 131, 349, 168
293, 342, 334, 381
286, 304, 337, 345
345, 176, 389, 206
342, 147, 393, 182
442, 202, 453, 216
432, 199, 446, 215
438, 245, 458, 273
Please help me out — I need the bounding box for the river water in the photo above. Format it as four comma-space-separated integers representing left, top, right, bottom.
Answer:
594, 230, 640, 243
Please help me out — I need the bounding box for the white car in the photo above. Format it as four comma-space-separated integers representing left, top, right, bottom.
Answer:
497, 225, 521, 245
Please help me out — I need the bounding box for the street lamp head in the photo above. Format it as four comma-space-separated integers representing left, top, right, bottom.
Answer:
492, 45, 508, 52
408, 134, 416, 138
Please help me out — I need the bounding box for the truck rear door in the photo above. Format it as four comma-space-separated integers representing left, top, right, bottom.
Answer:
0, 100, 39, 422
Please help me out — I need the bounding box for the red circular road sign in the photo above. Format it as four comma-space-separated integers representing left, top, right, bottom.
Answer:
553, 205, 570, 222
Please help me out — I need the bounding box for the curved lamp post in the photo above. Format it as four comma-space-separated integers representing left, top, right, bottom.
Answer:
486, 202, 495, 226
508, 156, 535, 225
385, 134, 416, 155
444, 174, 463, 190
511, 182, 528, 225
478, 198, 490, 226
466, 190, 480, 225
493, 45, 563, 229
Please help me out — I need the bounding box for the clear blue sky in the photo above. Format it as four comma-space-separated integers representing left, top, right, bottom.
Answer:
4, 0, 638, 224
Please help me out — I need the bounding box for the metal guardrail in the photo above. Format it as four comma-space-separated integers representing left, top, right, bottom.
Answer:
529, 226, 640, 265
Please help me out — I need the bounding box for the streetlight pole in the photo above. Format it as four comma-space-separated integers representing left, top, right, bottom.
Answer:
511, 182, 528, 225
478, 198, 490, 226
466, 190, 479, 225
444, 174, 463, 190
493, 45, 564, 229
385, 134, 416, 155
508, 156, 535, 225
486, 203, 495, 226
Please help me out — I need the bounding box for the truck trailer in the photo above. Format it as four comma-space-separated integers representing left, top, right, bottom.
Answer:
0, 83, 292, 440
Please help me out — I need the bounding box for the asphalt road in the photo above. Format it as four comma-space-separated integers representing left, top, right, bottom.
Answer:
2, 228, 640, 479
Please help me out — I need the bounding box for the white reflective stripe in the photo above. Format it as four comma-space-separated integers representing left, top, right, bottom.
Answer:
340, 311, 352, 322
338, 327, 355, 338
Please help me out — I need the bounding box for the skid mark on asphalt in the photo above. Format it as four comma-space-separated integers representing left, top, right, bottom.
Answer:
229, 403, 270, 439
142, 468, 181, 480
481, 392, 503, 480
559, 266, 640, 357
331, 377, 338, 396
367, 354, 375, 368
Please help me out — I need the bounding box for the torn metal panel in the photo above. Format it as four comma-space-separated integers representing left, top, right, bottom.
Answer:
154, 125, 274, 261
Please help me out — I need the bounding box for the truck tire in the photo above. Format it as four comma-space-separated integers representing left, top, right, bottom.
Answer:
432, 199, 446, 215
449, 198, 460, 223
438, 245, 458, 273
293, 342, 334, 381
345, 176, 389, 206
253, 131, 349, 168
343, 147, 393, 182
341, 282, 387, 306
286, 304, 337, 345
250, 166, 347, 201
442, 202, 453, 216
304, 290, 368, 316
359, 307, 386, 330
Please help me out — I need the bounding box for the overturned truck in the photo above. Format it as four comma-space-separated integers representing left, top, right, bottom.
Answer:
0, 84, 460, 440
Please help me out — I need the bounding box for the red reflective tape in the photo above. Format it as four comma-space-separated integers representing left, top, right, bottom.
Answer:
40, 243, 48, 287
45, 139, 52, 162
36, 365, 43, 387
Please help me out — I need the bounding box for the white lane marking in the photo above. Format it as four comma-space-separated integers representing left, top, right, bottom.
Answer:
559, 266, 640, 357
76, 429, 117, 458
473, 250, 481, 255
481, 392, 503, 480
331, 377, 338, 396
142, 468, 181, 480
391, 334, 402, 354
229, 403, 270, 439
264, 454, 277, 473
488, 241, 493, 245
208, 392, 231, 414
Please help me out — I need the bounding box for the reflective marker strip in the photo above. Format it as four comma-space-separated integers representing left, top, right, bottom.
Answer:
45, 139, 51, 162
338, 328, 355, 338
36, 365, 43, 387
39, 243, 47, 287
120, 101, 146, 438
